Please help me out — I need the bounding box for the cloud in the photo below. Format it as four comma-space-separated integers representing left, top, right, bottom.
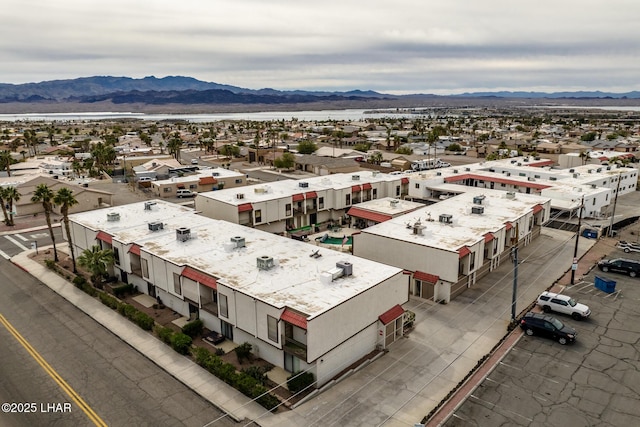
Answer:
1, 0, 639, 94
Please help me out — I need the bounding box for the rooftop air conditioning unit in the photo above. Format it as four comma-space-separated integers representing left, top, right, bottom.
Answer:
236, 193, 245, 199
254, 187, 266, 194
439, 214, 453, 224
176, 227, 191, 242
299, 182, 309, 188
606, 166, 612, 170
336, 261, 353, 276
573, 173, 579, 178
257, 255, 274, 270
591, 184, 597, 189
352, 175, 360, 181
230, 236, 245, 248
550, 177, 557, 181
148, 221, 163, 231
144, 201, 157, 211
528, 177, 536, 181
506, 192, 516, 199
390, 199, 399, 207
597, 168, 602, 172
517, 163, 522, 166
436, 171, 442, 176
106, 212, 120, 221
464, 167, 471, 171
569, 169, 575, 173
471, 206, 485, 215
473, 195, 485, 205
453, 169, 459, 173
506, 172, 511, 176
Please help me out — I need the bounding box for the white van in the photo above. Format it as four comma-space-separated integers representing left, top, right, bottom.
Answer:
176, 189, 195, 198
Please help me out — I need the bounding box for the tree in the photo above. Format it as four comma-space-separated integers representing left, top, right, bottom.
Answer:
0, 150, 14, 177
0, 186, 20, 226
368, 151, 383, 165
274, 152, 296, 170
78, 245, 114, 288
31, 184, 59, 261
167, 133, 183, 161
297, 140, 317, 154
218, 144, 240, 158
54, 188, 79, 273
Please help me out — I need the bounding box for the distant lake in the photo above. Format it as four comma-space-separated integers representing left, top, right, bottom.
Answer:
1, 105, 638, 123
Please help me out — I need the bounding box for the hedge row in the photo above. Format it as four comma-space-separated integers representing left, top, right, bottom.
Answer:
193, 347, 280, 411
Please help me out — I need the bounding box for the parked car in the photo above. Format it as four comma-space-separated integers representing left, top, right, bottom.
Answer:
617, 241, 640, 253
520, 312, 577, 345
176, 189, 196, 198
597, 258, 640, 277
537, 291, 591, 320
191, 158, 199, 164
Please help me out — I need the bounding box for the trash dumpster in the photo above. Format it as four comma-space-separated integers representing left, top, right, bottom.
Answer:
582, 229, 598, 239
595, 276, 616, 293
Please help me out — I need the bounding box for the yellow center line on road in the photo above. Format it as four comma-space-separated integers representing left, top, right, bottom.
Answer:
0, 313, 107, 427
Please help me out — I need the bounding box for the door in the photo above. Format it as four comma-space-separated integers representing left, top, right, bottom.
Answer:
147, 282, 156, 298
221, 320, 233, 340
120, 271, 128, 284
188, 302, 199, 321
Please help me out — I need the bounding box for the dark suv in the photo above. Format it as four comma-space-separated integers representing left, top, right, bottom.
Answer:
519, 312, 577, 345
597, 258, 640, 278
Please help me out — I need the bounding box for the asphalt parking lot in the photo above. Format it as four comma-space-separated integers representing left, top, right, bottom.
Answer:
443, 244, 640, 426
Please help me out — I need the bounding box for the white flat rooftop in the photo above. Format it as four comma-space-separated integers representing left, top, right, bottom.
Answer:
70, 200, 402, 319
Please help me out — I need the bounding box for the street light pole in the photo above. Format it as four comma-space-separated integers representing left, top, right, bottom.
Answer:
571, 196, 585, 285
608, 172, 622, 237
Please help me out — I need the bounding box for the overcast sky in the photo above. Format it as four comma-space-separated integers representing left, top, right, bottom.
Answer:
2, 0, 639, 95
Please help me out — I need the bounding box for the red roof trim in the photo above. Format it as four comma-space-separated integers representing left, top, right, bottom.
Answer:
95, 231, 112, 244
444, 173, 551, 190
128, 244, 141, 255
484, 233, 494, 243
292, 193, 304, 202
281, 308, 308, 329
505, 222, 513, 231
458, 246, 471, 258
238, 203, 253, 212
414, 271, 439, 284
347, 206, 392, 223
527, 160, 555, 167
533, 204, 543, 214
362, 183, 372, 190
182, 266, 217, 289
379, 304, 405, 325
199, 176, 217, 185
305, 191, 317, 199
401, 177, 409, 184
351, 184, 362, 192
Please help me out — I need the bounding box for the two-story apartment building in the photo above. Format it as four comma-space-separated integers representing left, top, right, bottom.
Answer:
151, 168, 247, 198
67, 200, 407, 387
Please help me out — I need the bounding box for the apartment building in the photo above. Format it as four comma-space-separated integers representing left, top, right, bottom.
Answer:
150, 168, 247, 198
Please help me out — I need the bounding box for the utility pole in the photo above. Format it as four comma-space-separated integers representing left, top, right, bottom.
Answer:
511, 246, 518, 323
608, 172, 622, 237
571, 196, 585, 285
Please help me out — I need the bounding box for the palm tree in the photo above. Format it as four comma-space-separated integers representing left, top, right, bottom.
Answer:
78, 245, 114, 289
0, 150, 13, 177
1, 186, 20, 226
54, 188, 78, 273
31, 184, 58, 261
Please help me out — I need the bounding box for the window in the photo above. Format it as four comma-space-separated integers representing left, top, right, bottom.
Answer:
163, 187, 171, 193
284, 353, 300, 373
219, 294, 228, 318
173, 273, 182, 295
113, 247, 120, 265
141, 258, 149, 278
345, 194, 351, 205
415, 183, 420, 189
395, 186, 400, 196
189, 184, 197, 189
372, 188, 377, 199
469, 252, 475, 270
254, 209, 262, 223
267, 315, 278, 342
285, 203, 292, 216
235, 179, 243, 184
592, 198, 596, 205
318, 197, 324, 209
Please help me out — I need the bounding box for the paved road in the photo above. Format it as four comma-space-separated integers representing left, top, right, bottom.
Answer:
0, 259, 240, 427
0, 228, 63, 260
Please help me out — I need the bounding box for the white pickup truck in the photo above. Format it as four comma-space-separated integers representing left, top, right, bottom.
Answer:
617, 241, 640, 253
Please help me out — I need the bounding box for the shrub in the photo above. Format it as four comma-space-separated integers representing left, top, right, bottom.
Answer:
287, 371, 315, 394
157, 326, 174, 345
45, 259, 56, 270
99, 292, 120, 310
134, 311, 155, 331
241, 366, 268, 385
78, 282, 97, 297
170, 332, 192, 355
215, 347, 225, 356
112, 283, 134, 298
72, 276, 87, 287
234, 342, 252, 364
193, 346, 212, 365
181, 319, 204, 338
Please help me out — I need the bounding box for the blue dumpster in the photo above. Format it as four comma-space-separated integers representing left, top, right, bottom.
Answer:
595, 276, 616, 293
582, 229, 598, 239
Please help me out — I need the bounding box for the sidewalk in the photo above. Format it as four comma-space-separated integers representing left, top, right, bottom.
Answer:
10, 247, 269, 424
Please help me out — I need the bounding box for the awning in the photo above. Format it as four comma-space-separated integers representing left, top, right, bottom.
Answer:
444, 173, 551, 191
413, 271, 439, 284
347, 206, 392, 223
484, 233, 494, 243
292, 193, 305, 202
458, 246, 471, 258
362, 183, 372, 190
128, 244, 141, 255
379, 304, 405, 325
199, 176, 217, 185
182, 266, 217, 289
305, 191, 317, 199
281, 308, 308, 329
238, 203, 253, 212
95, 231, 112, 244
532, 204, 543, 214
176, 184, 185, 189
401, 177, 409, 184
505, 222, 513, 231
351, 185, 362, 192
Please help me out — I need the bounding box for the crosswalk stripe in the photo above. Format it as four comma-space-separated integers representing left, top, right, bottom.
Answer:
15, 233, 29, 241
0, 249, 10, 260
4, 235, 29, 251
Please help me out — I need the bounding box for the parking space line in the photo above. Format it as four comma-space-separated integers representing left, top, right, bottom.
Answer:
469, 394, 533, 422
4, 235, 29, 251
15, 233, 28, 242
0, 249, 10, 260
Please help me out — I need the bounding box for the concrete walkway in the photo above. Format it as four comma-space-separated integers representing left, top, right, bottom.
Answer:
10, 245, 270, 424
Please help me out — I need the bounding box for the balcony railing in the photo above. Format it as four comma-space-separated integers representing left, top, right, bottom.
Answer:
201, 301, 218, 316
283, 336, 307, 359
